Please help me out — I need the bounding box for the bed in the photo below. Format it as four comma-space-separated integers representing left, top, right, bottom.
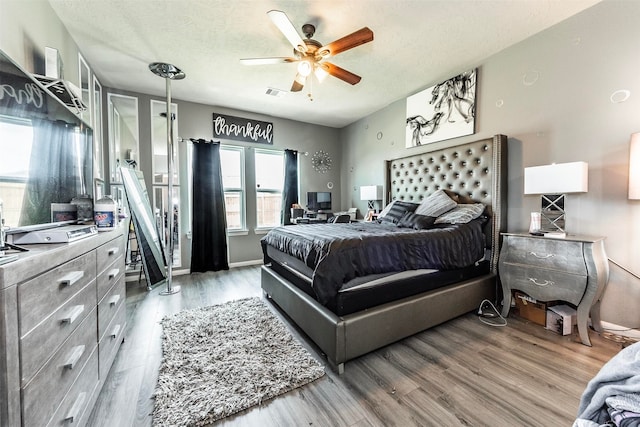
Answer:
261, 134, 508, 373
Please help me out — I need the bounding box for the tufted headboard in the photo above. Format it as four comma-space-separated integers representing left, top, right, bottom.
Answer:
385, 134, 508, 272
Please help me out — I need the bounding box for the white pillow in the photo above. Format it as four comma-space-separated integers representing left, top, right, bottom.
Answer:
414, 190, 457, 217
435, 203, 486, 224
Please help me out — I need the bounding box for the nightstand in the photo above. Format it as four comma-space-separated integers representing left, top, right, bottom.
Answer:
498, 233, 609, 346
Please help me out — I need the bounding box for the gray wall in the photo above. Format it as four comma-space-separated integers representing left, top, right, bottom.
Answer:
340, 1, 640, 329
4, 0, 640, 329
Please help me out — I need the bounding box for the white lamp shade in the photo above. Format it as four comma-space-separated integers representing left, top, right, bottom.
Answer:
629, 133, 640, 200
360, 185, 383, 201
524, 161, 588, 195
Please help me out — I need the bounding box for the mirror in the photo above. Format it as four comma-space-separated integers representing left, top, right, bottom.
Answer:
108, 93, 139, 183
120, 167, 167, 288
79, 54, 91, 125
150, 100, 181, 267
0, 49, 93, 229
93, 76, 104, 181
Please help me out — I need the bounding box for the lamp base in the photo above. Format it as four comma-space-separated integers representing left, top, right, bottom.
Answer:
541, 194, 566, 233
367, 200, 375, 210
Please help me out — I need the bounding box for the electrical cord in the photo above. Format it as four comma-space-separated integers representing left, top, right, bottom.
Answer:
477, 299, 508, 327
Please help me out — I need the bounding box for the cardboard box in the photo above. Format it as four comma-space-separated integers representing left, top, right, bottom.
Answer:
546, 304, 577, 335
513, 291, 557, 326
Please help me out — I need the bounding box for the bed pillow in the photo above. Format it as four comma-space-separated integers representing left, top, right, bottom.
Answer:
414, 189, 457, 217
377, 200, 418, 224
397, 212, 436, 230
434, 203, 486, 224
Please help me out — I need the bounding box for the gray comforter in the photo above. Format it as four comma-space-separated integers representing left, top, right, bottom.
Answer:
261, 220, 485, 305
574, 342, 640, 427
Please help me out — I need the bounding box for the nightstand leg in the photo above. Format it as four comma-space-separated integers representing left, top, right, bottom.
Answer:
577, 304, 592, 346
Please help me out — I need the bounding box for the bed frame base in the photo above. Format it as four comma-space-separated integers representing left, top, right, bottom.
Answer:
261, 265, 496, 374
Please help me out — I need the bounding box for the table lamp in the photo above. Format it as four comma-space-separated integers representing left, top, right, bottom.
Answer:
524, 161, 588, 233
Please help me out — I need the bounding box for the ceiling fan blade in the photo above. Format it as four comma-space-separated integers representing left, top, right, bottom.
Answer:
267, 10, 307, 53
320, 62, 362, 85
317, 27, 374, 58
240, 57, 298, 65
291, 73, 306, 92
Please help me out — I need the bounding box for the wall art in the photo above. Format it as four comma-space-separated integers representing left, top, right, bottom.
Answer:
213, 112, 273, 144
405, 68, 476, 148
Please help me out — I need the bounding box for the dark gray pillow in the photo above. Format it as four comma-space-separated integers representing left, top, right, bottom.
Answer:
434, 203, 486, 224
397, 212, 436, 230
414, 189, 457, 217
377, 200, 418, 224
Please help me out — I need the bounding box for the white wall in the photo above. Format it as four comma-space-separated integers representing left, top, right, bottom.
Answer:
340, 0, 640, 329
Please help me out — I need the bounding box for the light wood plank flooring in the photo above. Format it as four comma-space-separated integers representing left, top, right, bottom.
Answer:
87, 266, 622, 426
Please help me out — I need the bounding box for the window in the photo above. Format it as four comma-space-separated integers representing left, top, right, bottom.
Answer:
220, 146, 245, 230
255, 149, 284, 228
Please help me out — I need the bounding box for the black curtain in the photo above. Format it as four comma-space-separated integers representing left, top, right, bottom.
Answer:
281, 149, 299, 225
20, 119, 78, 225
190, 140, 229, 272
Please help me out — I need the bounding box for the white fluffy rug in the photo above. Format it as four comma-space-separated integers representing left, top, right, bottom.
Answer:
152, 297, 325, 426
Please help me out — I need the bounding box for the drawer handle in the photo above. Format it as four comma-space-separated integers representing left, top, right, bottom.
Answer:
64, 345, 86, 370
107, 247, 120, 256
109, 294, 121, 306
59, 271, 84, 287
528, 277, 554, 287
110, 324, 122, 339
61, 305, 85, 324
64, 391, 87, 423
108, 268, 120, 280
528, 251, 555, 259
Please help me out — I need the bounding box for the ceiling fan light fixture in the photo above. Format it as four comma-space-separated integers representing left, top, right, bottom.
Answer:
297, 59, 313, 77
314, 65, 329, 82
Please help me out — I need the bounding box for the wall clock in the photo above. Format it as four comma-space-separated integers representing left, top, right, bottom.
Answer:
311, 150, 332, 173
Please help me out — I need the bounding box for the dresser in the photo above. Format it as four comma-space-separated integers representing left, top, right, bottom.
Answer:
0, 225, 126, 427
498, 233, 609, 346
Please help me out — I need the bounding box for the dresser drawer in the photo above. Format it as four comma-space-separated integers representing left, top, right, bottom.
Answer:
19, 251, 96, 336
97, 274, 125, 341
20, 281, 96, 384
46, 346, 99, 427
502, 264, 587, 305
22, 308, 97, 427
99, 302, 126, 379
96, 235, 125, 277
97, 254, 124, 302
502, 236, 586, 274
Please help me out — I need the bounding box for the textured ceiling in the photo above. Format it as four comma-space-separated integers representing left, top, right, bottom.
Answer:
48, 0, 601, 128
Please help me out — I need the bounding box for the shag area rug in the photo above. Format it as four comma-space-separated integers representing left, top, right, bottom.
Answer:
152, 297, 325, 426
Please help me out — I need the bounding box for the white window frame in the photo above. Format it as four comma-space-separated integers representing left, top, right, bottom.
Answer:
254, 148, 285, 231
220, 145, 246, 234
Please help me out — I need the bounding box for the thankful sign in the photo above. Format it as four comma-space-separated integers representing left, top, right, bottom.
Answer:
213, 112, 273, 144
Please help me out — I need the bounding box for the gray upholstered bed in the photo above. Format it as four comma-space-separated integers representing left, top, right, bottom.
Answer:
261, 134, 508, 373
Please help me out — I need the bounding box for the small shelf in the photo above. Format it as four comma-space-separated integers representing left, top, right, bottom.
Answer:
32, 74, 87, 114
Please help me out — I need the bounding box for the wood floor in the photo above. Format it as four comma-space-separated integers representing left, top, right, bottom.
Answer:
86, 266, 622, 427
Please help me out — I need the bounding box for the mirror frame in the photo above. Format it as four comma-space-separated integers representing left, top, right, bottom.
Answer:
107, 93, 139, 184
120, 167, 167, 288
78, 53, 91, 124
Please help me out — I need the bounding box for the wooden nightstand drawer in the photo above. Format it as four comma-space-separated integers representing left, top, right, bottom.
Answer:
96, 234, 125, 277
97, 274, 125, 341
22, 308, 97, 427
98, 302, 126, 378
18, 251, 96, 336
500, 236, 586, 274
97, 254, 124, 302
502, 264, 587, 305
20, 281, 96, 384
47, 347, 99, 427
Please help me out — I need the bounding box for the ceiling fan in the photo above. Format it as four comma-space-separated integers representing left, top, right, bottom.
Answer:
240, 10, 374, 93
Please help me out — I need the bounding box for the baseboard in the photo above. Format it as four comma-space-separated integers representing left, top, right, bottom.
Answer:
601, 320, 640, 340
229, 259, 263, 268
